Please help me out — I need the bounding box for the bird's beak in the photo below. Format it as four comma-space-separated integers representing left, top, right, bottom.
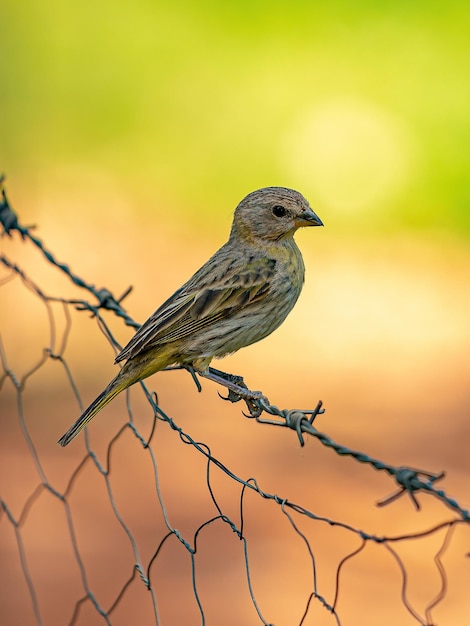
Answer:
296, 208, 323, 228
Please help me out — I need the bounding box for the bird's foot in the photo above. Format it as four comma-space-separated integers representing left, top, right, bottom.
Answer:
196, 366, 269, 417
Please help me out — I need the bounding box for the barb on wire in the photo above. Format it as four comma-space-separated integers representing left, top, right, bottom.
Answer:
0, 183, 138, 329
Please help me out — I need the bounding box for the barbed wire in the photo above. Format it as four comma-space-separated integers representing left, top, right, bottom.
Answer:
1, 182, 469, 626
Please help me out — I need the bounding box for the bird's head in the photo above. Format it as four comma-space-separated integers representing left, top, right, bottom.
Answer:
230, 187, 323, 243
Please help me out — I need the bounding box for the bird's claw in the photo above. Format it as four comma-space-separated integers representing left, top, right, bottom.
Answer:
239, 390, 269, 418
218, 388, 245, 403
242, 398, 263, 418
218, 386, 268, 418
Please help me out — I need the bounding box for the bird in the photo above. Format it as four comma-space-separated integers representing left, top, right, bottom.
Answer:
58, 187, 323, 446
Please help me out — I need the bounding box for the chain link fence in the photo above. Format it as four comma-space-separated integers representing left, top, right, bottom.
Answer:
1, 183, 469, 625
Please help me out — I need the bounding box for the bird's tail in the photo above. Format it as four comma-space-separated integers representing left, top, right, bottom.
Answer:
58, 349, 175, 447
57, 374, 128, 447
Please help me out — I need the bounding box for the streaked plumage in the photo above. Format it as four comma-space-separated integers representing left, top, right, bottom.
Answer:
58, 187, 323, 446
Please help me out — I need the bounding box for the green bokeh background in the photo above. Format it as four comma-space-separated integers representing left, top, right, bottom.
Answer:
1, 0, 469, 234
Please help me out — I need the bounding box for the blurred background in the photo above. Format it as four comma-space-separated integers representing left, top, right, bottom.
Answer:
1, 1, 470, 625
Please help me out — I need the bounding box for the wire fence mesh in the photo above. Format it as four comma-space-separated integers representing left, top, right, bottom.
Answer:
1, 183, 469, 626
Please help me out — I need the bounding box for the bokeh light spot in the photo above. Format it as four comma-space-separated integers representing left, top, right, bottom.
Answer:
283, 100, 415, 216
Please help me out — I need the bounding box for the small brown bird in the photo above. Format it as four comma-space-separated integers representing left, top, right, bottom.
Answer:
58, 187, 323, 446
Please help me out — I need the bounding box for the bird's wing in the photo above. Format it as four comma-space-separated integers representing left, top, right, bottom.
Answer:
115, 257, 276, 363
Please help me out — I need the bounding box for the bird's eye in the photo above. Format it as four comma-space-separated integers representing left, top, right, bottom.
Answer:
272, 205, 287, 218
